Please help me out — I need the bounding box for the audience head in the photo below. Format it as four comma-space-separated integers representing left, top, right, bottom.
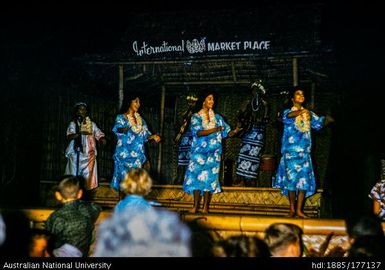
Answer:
214, 235, 271, 257
348, 235, 385, 257
264, 223, 303, 257
346, 215, 384, 243
93, 207, 191, 257
29, 228, 53, 257
120, 168, 152, 196
186, 218, 215, 257
55, 175, 83, 202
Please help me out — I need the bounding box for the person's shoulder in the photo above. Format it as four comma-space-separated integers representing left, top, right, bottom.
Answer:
370, 180, 385, 193
79, 199, 99, 206
310, 110, 321, 115
283, 108, 292, 114
47, 207, 65, 221
376, 179, 385, 187
215, 112, 224, 118
215, 113, 228, 123
90, 119, 98, 124
80, 200, 102, 211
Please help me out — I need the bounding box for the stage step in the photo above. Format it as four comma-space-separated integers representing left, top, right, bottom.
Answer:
152, 200, 318, 217
89, 183, 323, 217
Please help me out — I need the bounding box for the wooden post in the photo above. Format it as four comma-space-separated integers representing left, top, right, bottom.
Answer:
292, 57, 298, 86
231, 61, 237, 82
157, 84, 166, 179
118, 64, 124, 110
310, 81, 316, 110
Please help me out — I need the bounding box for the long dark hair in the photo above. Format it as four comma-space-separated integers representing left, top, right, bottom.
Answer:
195, 90, 219, 113
118, 91, 142, 114
283, 85, 308, 109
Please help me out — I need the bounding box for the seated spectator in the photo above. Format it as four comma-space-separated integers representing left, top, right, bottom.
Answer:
186, 218, 216, 257
264, 223, 303, 257
29, 228, 53, 257
114, 168, 154, 214
327, 214, 385, 258
93, 207, 191, 257
304, 231, 344, 257
346, 215, 384, 244
213, 235, 271, 257
45, 175, 102, 257
348, 235, 385, 257
368, 178, 385, 220
29, 229, 82, 257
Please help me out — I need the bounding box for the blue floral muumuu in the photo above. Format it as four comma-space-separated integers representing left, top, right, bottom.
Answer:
183, 112, 230, 195
110, 113, 151, 191
273, 108, 325, 198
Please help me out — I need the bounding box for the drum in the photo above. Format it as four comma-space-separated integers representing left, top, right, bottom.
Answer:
260, 154, 276, 172
258, 154, 276, 187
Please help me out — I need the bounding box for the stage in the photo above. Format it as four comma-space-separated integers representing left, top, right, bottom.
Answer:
89, 183, 323, 217
24, 182, 359, 255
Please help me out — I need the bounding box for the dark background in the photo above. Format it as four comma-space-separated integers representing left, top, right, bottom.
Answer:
0, 1, 384, 219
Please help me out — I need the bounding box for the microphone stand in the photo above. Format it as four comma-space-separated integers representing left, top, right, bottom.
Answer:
74, 116, 83, 176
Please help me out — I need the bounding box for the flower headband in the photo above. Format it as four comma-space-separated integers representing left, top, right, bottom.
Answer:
186, 95, 198, 101
251, 80, 266, 95
74, 102, 87, 108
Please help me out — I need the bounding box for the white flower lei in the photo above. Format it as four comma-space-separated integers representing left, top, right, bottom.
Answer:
186, 95, 198, 101
292, 106, 310, 132
80, 116, 93, 134
126, 112, 143, 134
199, 109, 216, 130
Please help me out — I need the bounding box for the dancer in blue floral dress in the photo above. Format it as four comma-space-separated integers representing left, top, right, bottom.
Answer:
183, 93, 241, 213
273, 86, 333, 218
111, 95, 161, 192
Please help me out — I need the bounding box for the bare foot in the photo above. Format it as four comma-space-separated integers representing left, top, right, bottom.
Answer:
296, 212, 310, 218
287, 211, 296, 218
201, 208, 209, 214
189, 207, 198, 214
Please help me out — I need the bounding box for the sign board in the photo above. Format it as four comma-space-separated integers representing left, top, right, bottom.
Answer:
131, 37, 271, 58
